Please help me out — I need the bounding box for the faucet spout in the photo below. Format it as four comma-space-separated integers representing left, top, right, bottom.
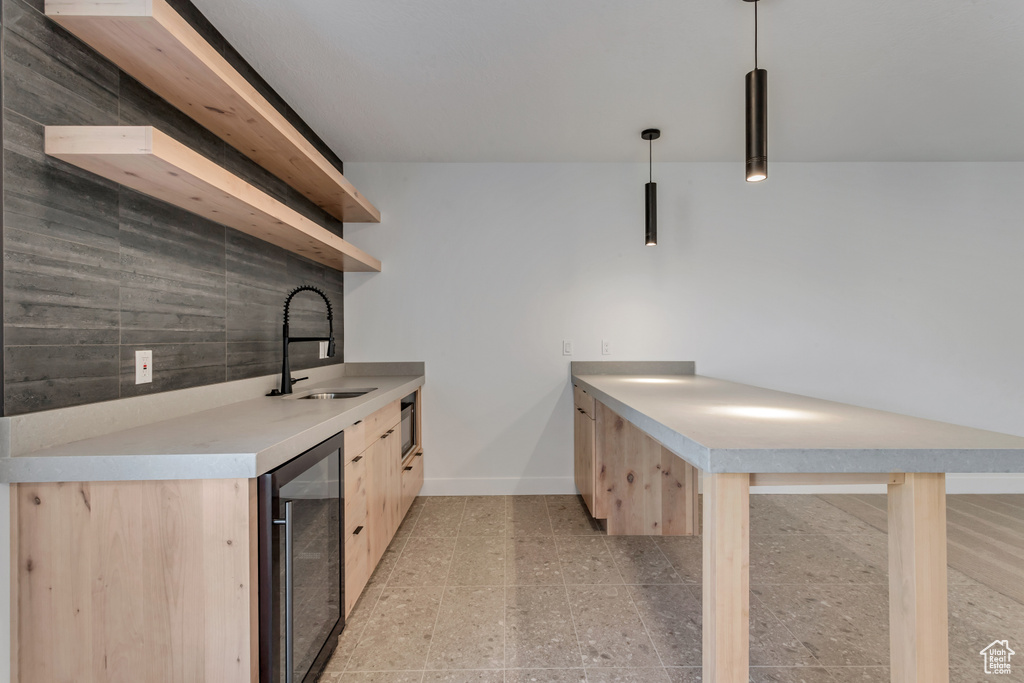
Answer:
272, 285, 336, 396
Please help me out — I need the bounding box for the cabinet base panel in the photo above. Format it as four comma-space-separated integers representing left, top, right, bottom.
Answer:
13, 479, 258, 683
589, 401, 699, 536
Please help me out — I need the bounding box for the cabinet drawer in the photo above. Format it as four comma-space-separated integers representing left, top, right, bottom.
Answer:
344, 420, 366, 463
365, 400, 401, 443
344, 522, 370, 617
344, 453, 368, 534
574, 384, 595, 419
400, 453, 424, 520
344, 400, 400, 460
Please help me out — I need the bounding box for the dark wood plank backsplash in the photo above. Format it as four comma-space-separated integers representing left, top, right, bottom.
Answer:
1, 0, 348, 415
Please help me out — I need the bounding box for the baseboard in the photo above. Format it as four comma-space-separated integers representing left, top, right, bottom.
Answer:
421, 477, 576, 496
420, 473, 1024, 497
944, 473, 1024, 494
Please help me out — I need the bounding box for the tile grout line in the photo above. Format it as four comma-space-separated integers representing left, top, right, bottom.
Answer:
420, 497, 466, 672
336, 581, 383, 672
600, 534, 629, 586
341, 495, 1024, 681
747, 581, 833, 672
650, 534, 685, 582
406, 495, 428, 536
618, 539, 672, 678
340, 499, 424, 673
346, 500, 427, 674
703, 496, 871, 676
627, 589, 671, 675
546, 496, 589, 681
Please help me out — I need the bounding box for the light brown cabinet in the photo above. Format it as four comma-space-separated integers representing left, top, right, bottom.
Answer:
573, 384, 698, 536
401, 451, 424, 520
343, 448, 370, 616
573, 384, 604, 519
12, 478, 260, 683
365, 428, 400, 567
10, 390, 426, 681
342, 393, 423, 617
573, 404, 596, 516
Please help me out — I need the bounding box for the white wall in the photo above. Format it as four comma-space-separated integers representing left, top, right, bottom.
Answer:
343, 162, 1024, 495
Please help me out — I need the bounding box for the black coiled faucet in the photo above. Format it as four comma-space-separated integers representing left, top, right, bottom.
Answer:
268, 285, 336, 396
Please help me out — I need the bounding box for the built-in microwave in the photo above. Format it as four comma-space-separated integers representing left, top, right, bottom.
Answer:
400, 392, 416, 457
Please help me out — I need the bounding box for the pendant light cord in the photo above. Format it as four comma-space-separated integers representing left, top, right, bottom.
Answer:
754, 0, 758, 70
648, 138, 653, 182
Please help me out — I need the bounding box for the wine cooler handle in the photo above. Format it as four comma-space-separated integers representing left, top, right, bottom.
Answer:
274, 500, 294, 683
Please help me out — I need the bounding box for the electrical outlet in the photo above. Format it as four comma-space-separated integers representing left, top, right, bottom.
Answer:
562, 340, 573, 356
135, 349, 153, 384
319, 341, 329, 359
602, 339, 612, 356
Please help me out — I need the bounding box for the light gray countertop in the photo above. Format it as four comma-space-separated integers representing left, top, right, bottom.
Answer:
571, 363, 1024, 473
0, 364, 423, 483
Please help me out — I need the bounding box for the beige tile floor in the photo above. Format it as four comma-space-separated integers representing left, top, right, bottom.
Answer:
322, 494, 1024, 683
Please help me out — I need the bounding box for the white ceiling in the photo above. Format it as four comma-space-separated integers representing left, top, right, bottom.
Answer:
192, 0, 1024, 163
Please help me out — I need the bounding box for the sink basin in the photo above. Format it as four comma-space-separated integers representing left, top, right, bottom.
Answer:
300, 388, 376, 400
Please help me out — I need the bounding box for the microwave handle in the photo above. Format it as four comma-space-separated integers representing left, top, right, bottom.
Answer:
274, 500, 294, 683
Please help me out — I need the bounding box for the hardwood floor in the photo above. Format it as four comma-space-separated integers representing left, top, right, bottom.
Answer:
820, 493, 1024, 605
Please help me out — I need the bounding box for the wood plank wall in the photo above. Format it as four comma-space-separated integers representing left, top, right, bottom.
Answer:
0, 0, 348, 415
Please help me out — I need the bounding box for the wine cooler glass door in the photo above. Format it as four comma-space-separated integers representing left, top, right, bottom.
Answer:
263, 440, 342, 683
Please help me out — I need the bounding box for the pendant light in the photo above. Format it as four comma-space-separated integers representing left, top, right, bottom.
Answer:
642, 128, 660, 246
744, 0, 767, 182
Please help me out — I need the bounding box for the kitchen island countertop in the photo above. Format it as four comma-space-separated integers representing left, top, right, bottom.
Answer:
571, 360, 1020, 681
571, 361, 1024, 474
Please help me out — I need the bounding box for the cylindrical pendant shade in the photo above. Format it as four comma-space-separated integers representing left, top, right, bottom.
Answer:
745, 68, 768, 182
645, 181, 657, 246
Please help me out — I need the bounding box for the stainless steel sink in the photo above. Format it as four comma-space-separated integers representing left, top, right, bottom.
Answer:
300, 388, 376, 400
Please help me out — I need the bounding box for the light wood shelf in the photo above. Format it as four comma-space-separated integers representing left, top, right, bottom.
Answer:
46, 126, 382, 272
46, 0, 381, 224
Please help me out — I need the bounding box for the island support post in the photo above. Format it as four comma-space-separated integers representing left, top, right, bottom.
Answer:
702, 472, 750, 682
888, 472, 949, 683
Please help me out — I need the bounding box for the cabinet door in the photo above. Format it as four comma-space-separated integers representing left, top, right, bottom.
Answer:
364, 436, 385, 569
365, 401, 401, 443
365, 436, 389, 567
401, 453, 424, 520
344, 451, 370, 616
574, 408, 597, 517
387, 427, 402, 538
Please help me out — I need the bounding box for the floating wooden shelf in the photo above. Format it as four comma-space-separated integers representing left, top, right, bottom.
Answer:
46, 0, 381, 224
46, 126, 382, 272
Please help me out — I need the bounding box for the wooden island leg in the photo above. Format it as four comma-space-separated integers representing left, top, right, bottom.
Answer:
703, 472, 750, 683
888, 473, 949, 683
